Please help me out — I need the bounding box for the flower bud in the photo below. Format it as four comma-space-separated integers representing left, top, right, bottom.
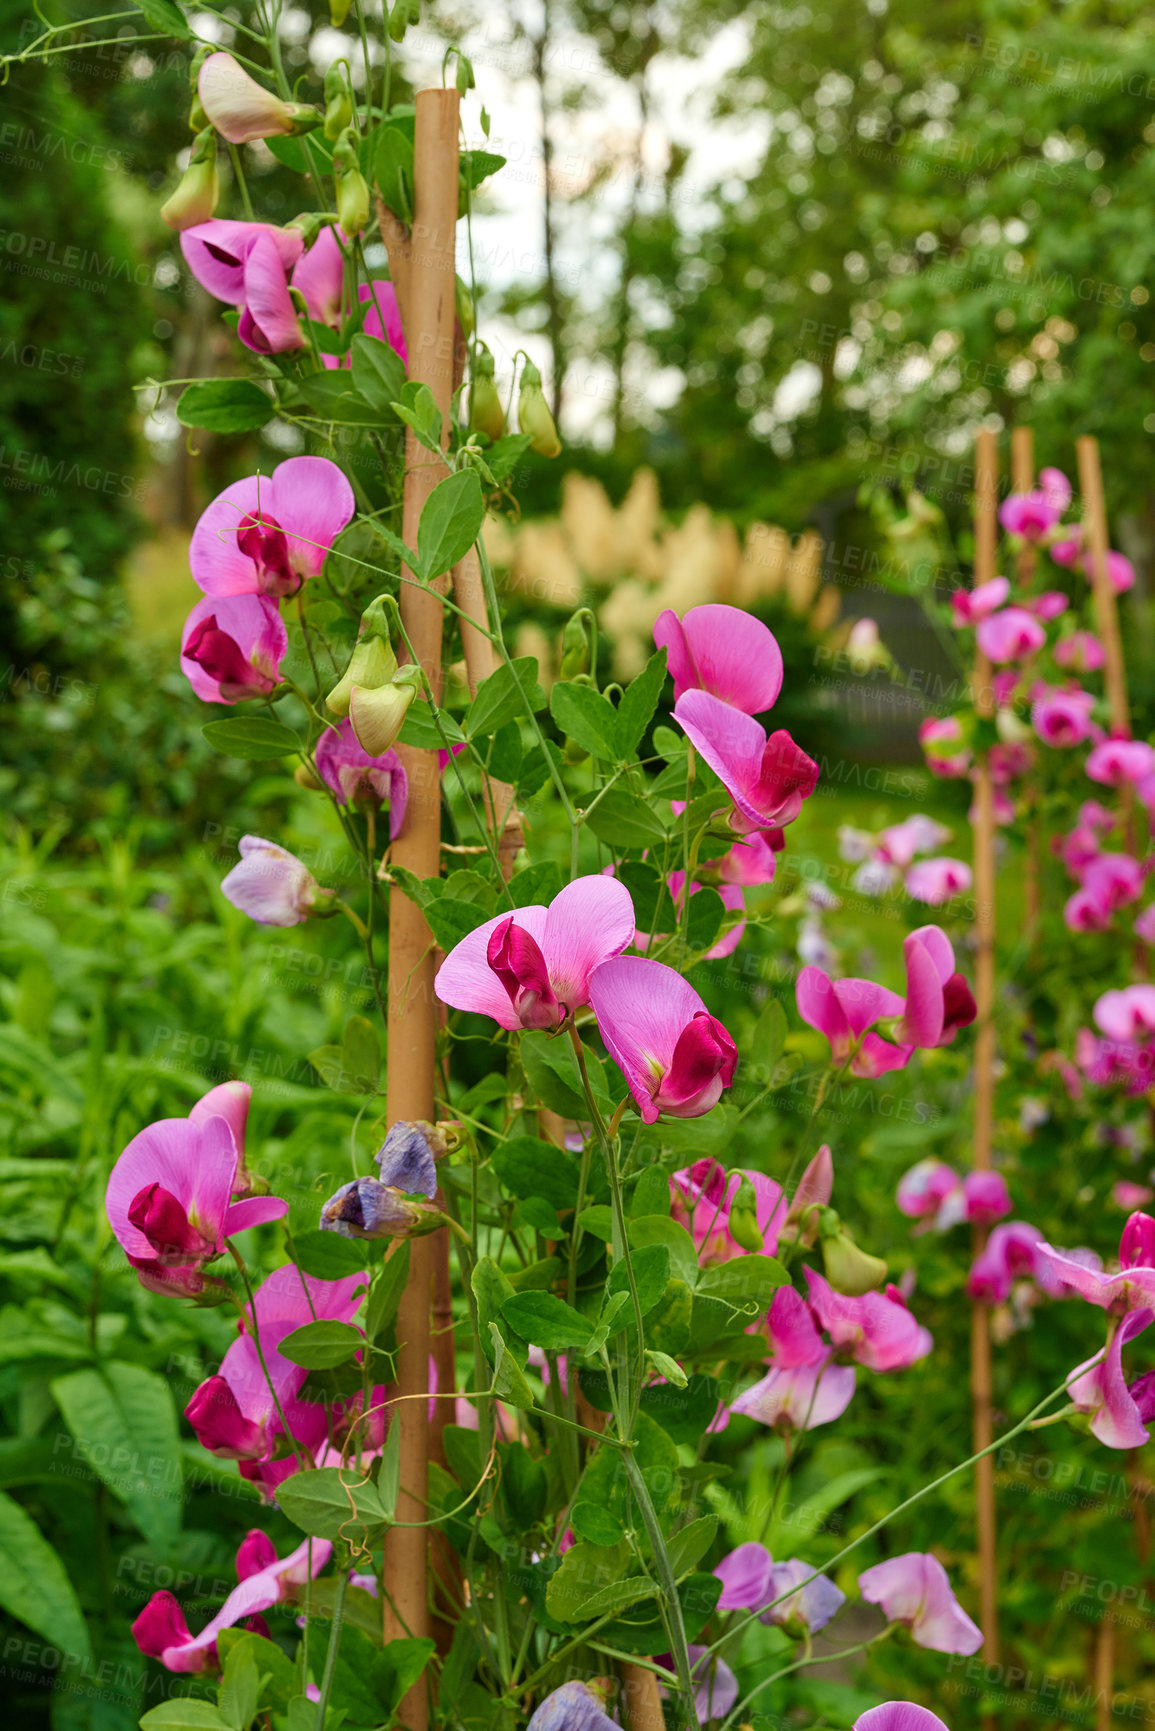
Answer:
333, 128, 370, 235
455, 275, 475, 341
388, 0, 419, 43
376, 1120, 446, 1196
786, 1145, 833, 1248
349, 663, 421, 757
294, 760, 324, 792
469, 344, 506, 442
820, 1220, 888, 1296
323, 66, 353, 142
728, 1184, 764, 1253
330, 0, 353, 27
517, 359, 561, 458
559, 609, 593, 680
188, 45, 213, 130
160, 128, 220, 231
327, 633, 398, 717
199, 52, 321, 146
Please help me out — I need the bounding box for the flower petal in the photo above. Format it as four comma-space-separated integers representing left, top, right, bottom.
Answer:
434, 907, 552, 1029
542, 874, 637, 1011
267, 457, 356, 579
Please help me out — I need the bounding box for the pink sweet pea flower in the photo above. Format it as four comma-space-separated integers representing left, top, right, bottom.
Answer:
106, 1084, 285, 1298
795, 967, 910, 1077
1032, 687, 1096, 747
673, 690, 819, 832
1075, 1027, 1155, 1094
1136, 905, 1155, 945
1027, 591, 1069, 622
1040, 466, 1073, 512
588, 956, 737, 1123
222, 836, 333, 927
876, 815, 953, 868
648, 870, 745, 959
190, 456, 355, 599
857, 1553, 982, 1654
669, 1160, 786, 1262
186, 1265, 364, 1469
976, 607, 1047, 664
855, 1707, 952, 1731
181, 593, 287, 704
290, 227, 409, 368
962, 1170, 1012, 1224
919, 715, 971, 778
1093, 986, 1155, 1044
950, 576, 1009, 626
804, 1268, 932, 1369
1115, 1181, 1155, 1211
714, 827, 782, 886
896, 1158, 960, 1222
1086, 739, 1155, 787
967, 1221, 1053, 1303
1037, 1213, 1155, 1314
181, 219, 303, 315
898, 925, 977, 1050
653, 602, 784, 713
1000, 490, 1062, 540
198, 52, 309, 144
729, 1351, 856, 1431
435, 876, 635, 1031
315, 719, 408, 836
1067, 1307, 1155, 1448
133, 1533, 331, 1673
988, 740, 1034, 785
1054, 631, 1106, 673
904, 858, 971, 905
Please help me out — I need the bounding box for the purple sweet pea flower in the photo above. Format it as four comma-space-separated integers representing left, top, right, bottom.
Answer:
855, 1705, 953, 1731
221, 836, 333, 928
857, 1552, 982, 1654
1037, 1213, 1155, 1314
588, 955, 737, 1123
315, 718, 408, 835
435, 875, 635, 1031
190, 456, 355, 599
715, 1542, 844, 1633
804, 1269, 932, 1370
181, 218, 308, 353
525, 1680, 617, 1731
729, 1352, 856, 1431
1068, 1307, 1155, 1449
181, 593, 287, 704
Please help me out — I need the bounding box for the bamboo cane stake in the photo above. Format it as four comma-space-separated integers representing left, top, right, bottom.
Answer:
971, 428, 1000, 1669
1077, 436, 1130, 737
1012, 428, 1042, 939
452, 544, 525, 880
382, 87, 461, 1731
619, 1665, 665, 1730
1094, 1616, 1116, 1731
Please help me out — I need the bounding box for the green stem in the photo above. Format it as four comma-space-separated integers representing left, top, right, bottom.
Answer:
722, 1629, 896, 1731
313, 1562, 349, 1731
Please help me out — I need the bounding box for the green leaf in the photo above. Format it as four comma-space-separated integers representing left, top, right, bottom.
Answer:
342, 1014, 380, 1092
755, 996, 789, 1071
374, 1637, 437, 1716
0, 1489, 91, 1662
488, 719, 523, 782
491, 1135, 582, 1211
572, 1576, 661, 1620
643, 1278, 694, 1357
585, 788, 668, 849
516, 1194, 562, 1237
350, 333, 406, 414
501, 1291, 594, 1351
396, 701, 465, 750
366, 1241, 410, 1342
298, 372, 383, 426
472, 1258, 516, 1366
277, 1466, 387, 1543
605, 1244, 670, 1316
423, 897, 489, 950
685, 884, 725, 952
507, 860, 564, 907
521, 1030, 608, 1119
465, 656, 547, 739
307, 1042, 373, 1096
619, 861, 677, 936
652, 724, 685, 759
176, 379, 269, 432
51, 1362, 181, 1550
667, 1516, 719, 1581
307, 1580, 383, 1644
290, 1229, 370, 1281
376, 123, 414, 222
141, 1706, 230, 1731
460, 148, 506, 192
202, 717, 300, 760
550, 681, 621, 760
219, 1636, 260, 1731
507, 1255, 562, 1293
545, 1539, 630, 1624
696, 1254, 789, 1311
392, 380, 442, 450
577, 1205, 614, 1242
615, 647, 668, 758
630, 1164, 672, 1221
279, 1319, 364, 1370
134, 0, 192, 35
489, 1322, 535, 1410
377, 1410, 402, 1519
417, 469, 485, 580
647, 1350, 688, 1388
216, 1631, 297, 1713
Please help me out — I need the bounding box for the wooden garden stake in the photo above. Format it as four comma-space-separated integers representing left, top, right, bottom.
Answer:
381, 87, 461, 1731
971, 428, 1000, 1669
1077, 436, 1130, 737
